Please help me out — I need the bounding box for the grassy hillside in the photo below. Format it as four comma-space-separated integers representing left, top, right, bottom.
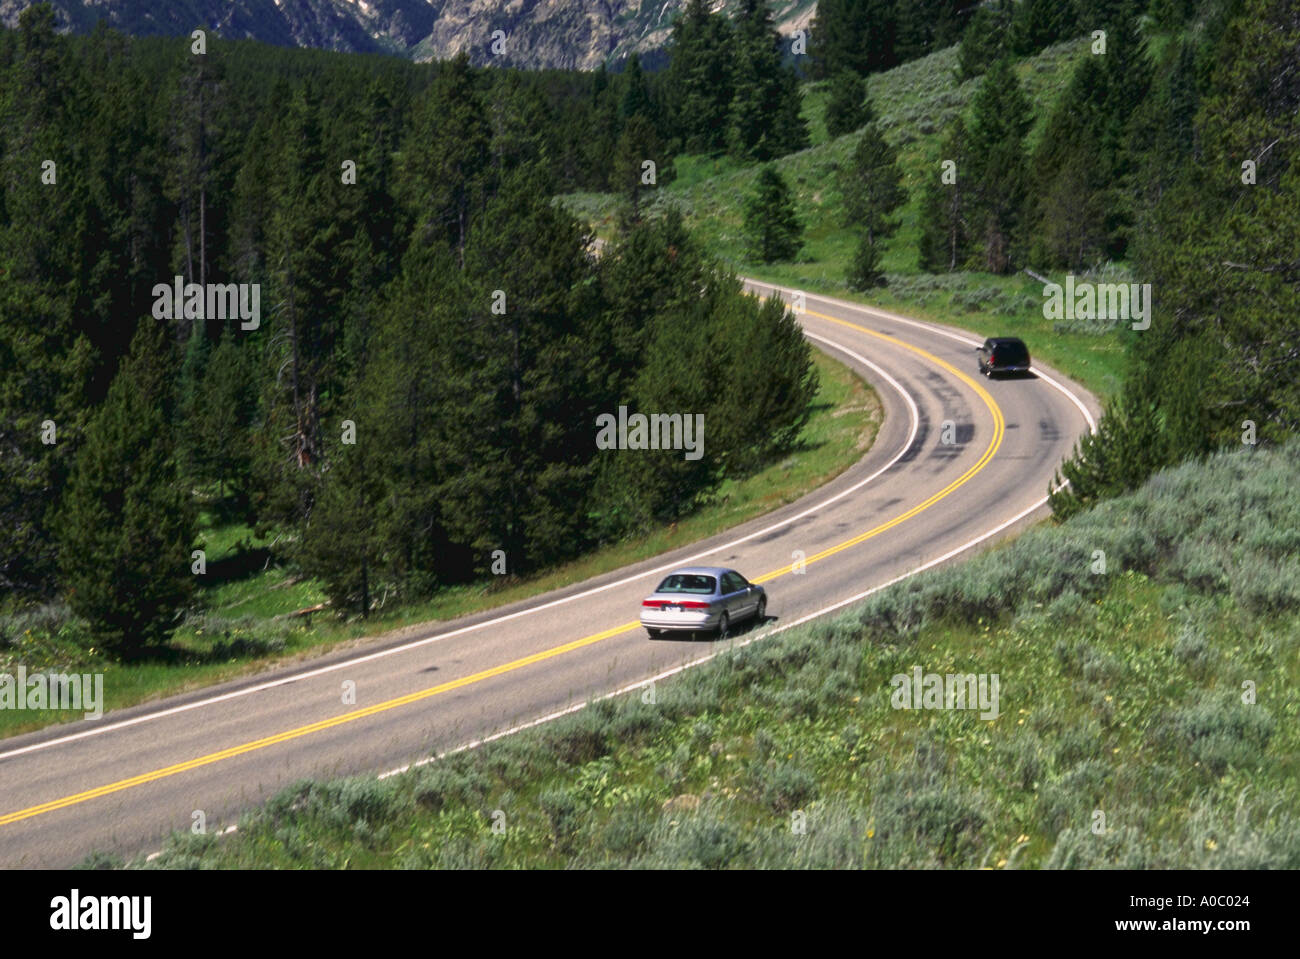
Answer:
562, 40, 1129, 402
121, 440, 1300, 869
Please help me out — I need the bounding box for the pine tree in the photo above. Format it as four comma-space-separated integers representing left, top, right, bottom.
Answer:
726, 0, 808, 160
253, 79, 363, 540
328, 74, 409, 380
917, 118, 973, 271
824, 71, 872, 138
318, 244, 471, 599
597, 210, 711, 395
966, 59, 1032, 273
1127, 39, 1201, 236
484, 71, 554, 190
176, 323, 212, 481
957, 1, 1013, 81
810, 0, 899, 79
1072, 0, 1133, 31
449, 166, 606, 572
1027, 14, 1154, 267
191, 331, 257, 504
164, 35, 226, 324
613, 114, 671, 223
589, 210, 817, 535
1009, 0, 1073, 57
297, 427, 387, 616
585, 64, 623, 190
1088, 9, 1154, 255
80, 24, 172, 366
666, 0, 735, 154
1048, 388, 1168, 519
1026, 58, 1111, 269
711, 290, 817, 467
399, 53, 493, 263
1029, 143, 1109, 270
744, 165, 803, 262
847, 233, 886, 290
770, 63, 811, 157
838, 118, 903, 294
56, 319, 195, 659
0, 6, 97, 596
228, 89, 280, 284
839, 121, 906, 244
1148, 0, 1198, 32
896, 0, 980, 62
1134, 0, 1300, 442
619, 52, 653, 123
598, 289, 720, 529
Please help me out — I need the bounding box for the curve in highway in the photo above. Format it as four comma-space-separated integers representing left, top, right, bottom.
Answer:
0, 283, 1100, 866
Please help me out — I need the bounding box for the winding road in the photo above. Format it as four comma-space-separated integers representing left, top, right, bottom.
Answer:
0, 283, 1100, 867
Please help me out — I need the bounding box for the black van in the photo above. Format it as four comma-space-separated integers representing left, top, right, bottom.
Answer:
977, 337, 1031, 377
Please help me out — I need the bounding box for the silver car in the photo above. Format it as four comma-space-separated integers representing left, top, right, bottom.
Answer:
640, 566, 767, 638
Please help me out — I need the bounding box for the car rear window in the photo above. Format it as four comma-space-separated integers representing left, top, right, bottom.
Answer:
656, 574, 716, 594
994, 342, 1028, 363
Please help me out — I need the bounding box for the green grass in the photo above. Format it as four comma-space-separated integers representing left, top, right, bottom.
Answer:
0, 348, 880, 740
123, 440, 1300, 869
560, 39, 1128, 402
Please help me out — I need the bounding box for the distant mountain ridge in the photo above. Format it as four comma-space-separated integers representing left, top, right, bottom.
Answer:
0, 0, 818, 69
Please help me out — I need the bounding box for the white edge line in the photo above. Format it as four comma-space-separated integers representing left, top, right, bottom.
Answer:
138, 289, 1098, 855
12, 283, 1098, 766
747, 281, 1098, 436
144, 822, 238, 863
0, 325, 918, 763
377, 489, 1056, 781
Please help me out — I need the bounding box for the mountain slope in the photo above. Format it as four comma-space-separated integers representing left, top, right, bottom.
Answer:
0, 0, 818, 69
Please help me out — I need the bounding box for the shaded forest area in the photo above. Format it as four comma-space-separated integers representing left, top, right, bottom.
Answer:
0, 6, 817, 657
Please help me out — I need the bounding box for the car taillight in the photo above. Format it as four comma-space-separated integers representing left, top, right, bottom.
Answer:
679, 601, 711, 609
642, 600, 664, 608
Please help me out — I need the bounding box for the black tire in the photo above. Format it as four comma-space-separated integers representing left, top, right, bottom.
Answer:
754, 595, 766, 623
716, 612, 730, 640
646, 627, 662, 638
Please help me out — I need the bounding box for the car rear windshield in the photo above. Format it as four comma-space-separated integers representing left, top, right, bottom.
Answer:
994, 343, 1028, 363
655, 574, 716, 594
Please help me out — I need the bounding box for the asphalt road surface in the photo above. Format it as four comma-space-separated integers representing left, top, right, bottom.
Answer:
0, 283, 1100, 867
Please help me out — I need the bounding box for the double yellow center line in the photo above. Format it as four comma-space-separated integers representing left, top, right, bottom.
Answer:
0, 307, 1002, 829
755, 310, 1005, 581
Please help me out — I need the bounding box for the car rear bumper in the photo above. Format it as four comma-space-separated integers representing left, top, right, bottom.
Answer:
640, 611, 720, 631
